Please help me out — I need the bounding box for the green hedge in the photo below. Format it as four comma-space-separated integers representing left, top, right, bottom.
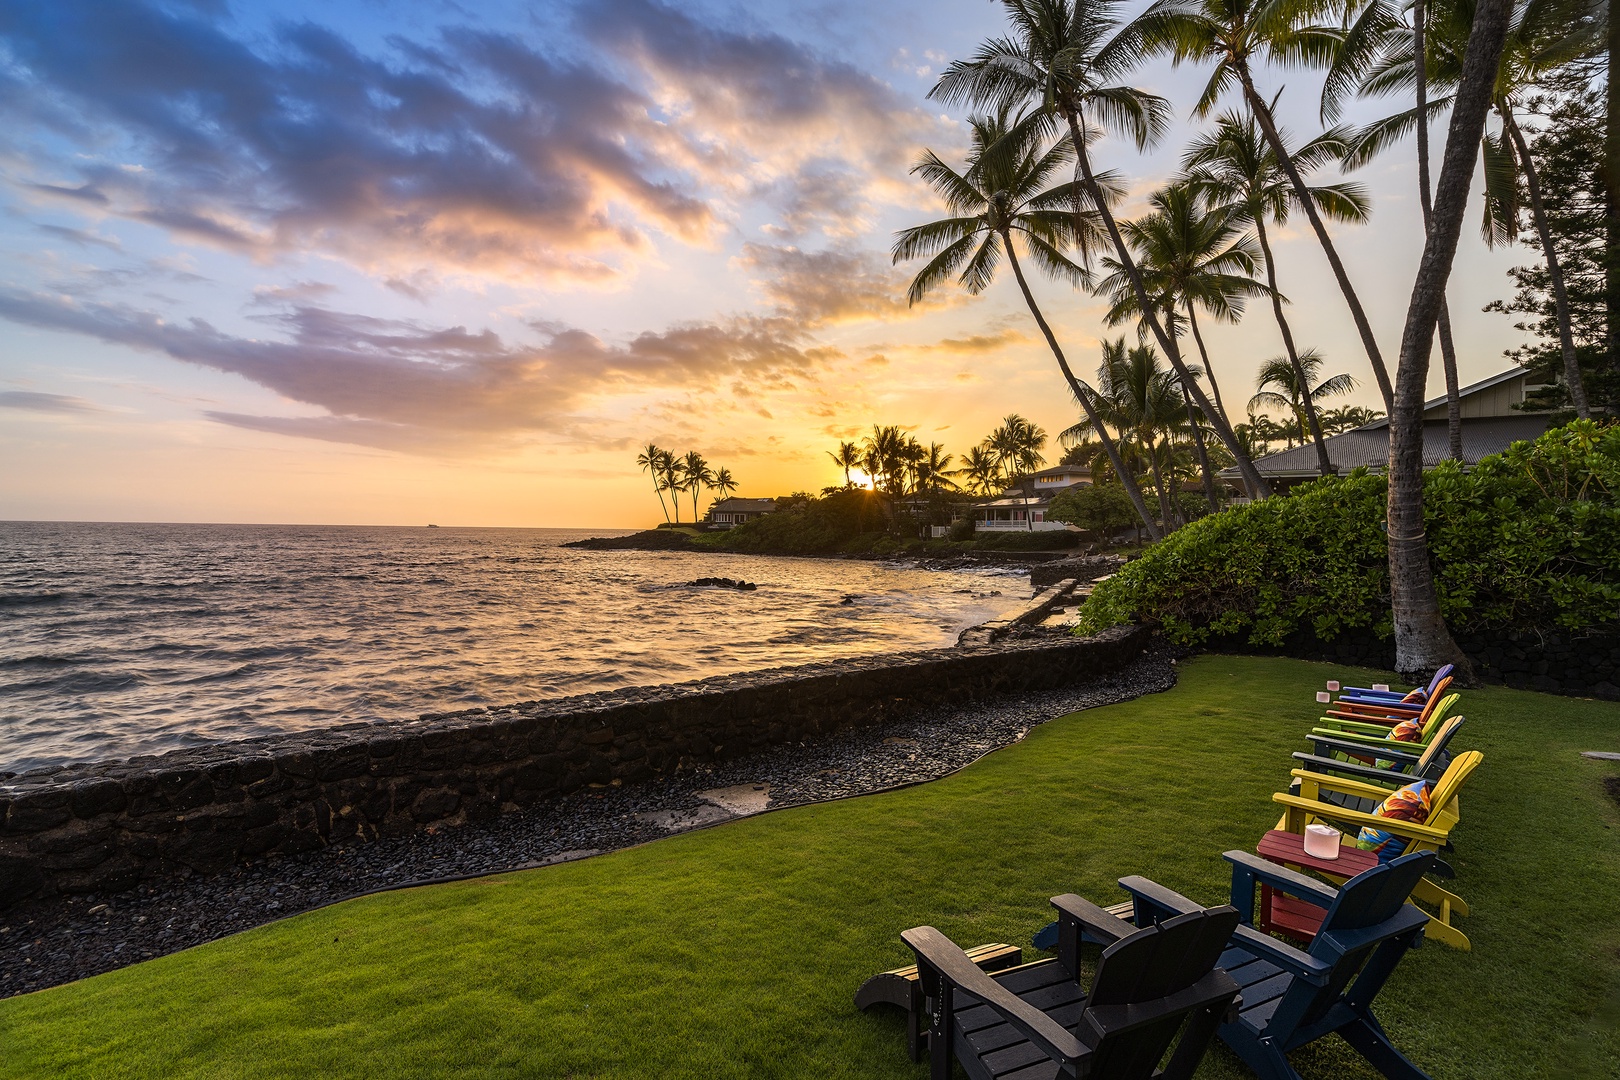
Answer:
1077, 420, 1620, 645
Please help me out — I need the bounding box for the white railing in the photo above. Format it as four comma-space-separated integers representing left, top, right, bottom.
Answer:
975, 519, 1070, 532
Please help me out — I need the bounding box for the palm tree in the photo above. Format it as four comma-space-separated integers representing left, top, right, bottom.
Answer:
1095, 180, 1266, 506
711, 467, 738, 506
893, 107, 1166, 538
1318, 403, 1385, 434
1089, 339, 1189, 527
952, 445, 1004, 496
636, 443, 673, 524
930, 0, 1272, 498
681, 451, 713, 525
1352, 0, 1599, 418
1248, 351, 1358, 447
917, 443, 959, 495
988, 414, 1048, 528
1386, 0, 1518, 676
826, 441, 862, 488
657, 450, 683, 524
1133, 0, 1397, 413
1183, 111, 1369, 477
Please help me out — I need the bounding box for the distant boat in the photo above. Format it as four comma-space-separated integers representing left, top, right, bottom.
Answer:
426, 524, 440, 528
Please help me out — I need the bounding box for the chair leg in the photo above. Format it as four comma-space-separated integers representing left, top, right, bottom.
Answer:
929, 982, 954, 1080
1337, 1017, 1432, 1080
1222, 1028, 1304, 1080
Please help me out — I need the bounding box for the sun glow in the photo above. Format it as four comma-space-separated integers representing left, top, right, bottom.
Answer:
848, 468, 877, 491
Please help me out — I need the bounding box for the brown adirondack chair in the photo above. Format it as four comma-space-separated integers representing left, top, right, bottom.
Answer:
897, 900, 1240, 1080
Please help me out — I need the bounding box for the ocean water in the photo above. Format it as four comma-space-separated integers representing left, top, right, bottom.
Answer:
0, 522, 1024, 774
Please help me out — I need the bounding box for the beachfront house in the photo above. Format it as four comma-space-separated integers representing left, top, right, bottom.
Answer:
1222, 368, 1556, 493
964, 465, 1091, 532
705, 497, 778, 529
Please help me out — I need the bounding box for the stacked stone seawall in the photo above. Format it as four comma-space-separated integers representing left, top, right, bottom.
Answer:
0, 625, 1148, 908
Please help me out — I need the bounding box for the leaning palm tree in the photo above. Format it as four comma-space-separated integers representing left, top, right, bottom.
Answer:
681, 451, 713, 525
636, 443, 673, 523
893, 107, 1165, 537
1183, 111, 1369, 476
1249, 351, 1358, 448
931, 0, 1271, 497
657, 450, 683, 524
1133, 0, 1397, 412
826, 441, 862, 488
1351, 0, 1600, 418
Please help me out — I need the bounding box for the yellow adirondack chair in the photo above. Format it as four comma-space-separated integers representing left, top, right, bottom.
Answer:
1271, 750, 1483, 950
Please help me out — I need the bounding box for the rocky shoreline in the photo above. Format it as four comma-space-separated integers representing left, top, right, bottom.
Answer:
0, 646, 1178, 1000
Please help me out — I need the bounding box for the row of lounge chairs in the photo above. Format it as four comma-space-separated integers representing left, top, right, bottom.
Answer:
856, 664, 1480, 1080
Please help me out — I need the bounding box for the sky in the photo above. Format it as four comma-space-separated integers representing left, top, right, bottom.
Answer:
0, 0, 1538, 527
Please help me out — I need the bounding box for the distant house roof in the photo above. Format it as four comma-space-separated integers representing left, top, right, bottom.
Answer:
1357, 368, 1551, 428
1029, 465, 1091, 481
1221, 415, 1552, 480
709, 498, 777, 513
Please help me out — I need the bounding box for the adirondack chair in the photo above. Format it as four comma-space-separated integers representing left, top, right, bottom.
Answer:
1293, 716, 1467, 812
1311, 693, 1460, 755
898, 901, 1241, 1080
1272, 750, 1483, 950
1325, 676, 1453, 721
1332, 665, 1453, 708
1113, 851, 1438, 1080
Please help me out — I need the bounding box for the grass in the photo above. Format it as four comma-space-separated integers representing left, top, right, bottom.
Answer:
2, 655, 1618, 1079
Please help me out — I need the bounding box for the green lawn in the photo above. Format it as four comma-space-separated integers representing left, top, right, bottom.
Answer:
3, 655, 1618, 1079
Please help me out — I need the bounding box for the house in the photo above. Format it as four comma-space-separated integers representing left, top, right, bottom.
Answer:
1221, 368, 1556, 493
965, 465, 1091, 532
705, 497, 778, 529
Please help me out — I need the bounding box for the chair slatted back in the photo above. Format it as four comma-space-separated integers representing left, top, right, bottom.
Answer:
1416, 690, 1458, 737
1412, 716, 1465, 777
1083, 906, 1240, 1079
1423, 665, 1455, 700
1426, 750, 1483, 822
1267, 852, 1435, 1036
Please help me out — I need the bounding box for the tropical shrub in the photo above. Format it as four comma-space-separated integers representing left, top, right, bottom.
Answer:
1047, 483, 1139, 538
1077, 421, 1620, 645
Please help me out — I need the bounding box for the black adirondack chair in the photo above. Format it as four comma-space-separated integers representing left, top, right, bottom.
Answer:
1115, 850, 1437, 1080
899, 900, 1241, 1080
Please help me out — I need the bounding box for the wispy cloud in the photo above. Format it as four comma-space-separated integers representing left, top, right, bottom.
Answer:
0, 390, 107, 413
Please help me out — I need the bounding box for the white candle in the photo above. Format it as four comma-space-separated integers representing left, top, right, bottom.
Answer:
1326, 680, 1340, 692
1316, 692, 1331, 703
1373, 684, 1390, 692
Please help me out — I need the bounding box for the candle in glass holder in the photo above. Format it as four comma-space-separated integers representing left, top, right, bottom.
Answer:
1326, 680, 1340, 692
1316, 692, 1331, 703
1373, 684, 1390, 693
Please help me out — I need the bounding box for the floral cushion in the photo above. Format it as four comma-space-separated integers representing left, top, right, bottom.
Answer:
1375, 719, 1425, 769
1356, 780, 1432, 862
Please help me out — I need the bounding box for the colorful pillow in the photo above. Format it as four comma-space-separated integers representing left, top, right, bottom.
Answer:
1401, 688, 1426, 704
1376, 720, 1425, 769
1356, 780, 1432, 862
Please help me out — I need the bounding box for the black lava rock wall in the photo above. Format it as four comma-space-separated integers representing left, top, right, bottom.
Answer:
0, 626, 1148, 908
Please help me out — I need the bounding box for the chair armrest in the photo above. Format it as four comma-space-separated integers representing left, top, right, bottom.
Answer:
1332, 700, 1420, 717
1289, 768, 1406, 801
1340, 686, 1410, 701
1313, 719, 1407, 737
901, 927, 1087, 1066
1307, 735, 1424, 767
1116, 875, 1203, 926
1271, 793, 1450, 842
1291, 752, 1410, 787
1050, 894, 1137, 945
1223, 850, 1340, 910
1227, 924, 1333, 983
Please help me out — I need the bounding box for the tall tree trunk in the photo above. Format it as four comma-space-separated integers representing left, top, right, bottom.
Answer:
1063, 107, 1271, 497
1503, 110, 1591, 418
1001, 235, 1164, 539
1238, 70, 1395, 412
1183, 304, 1230, 425
1414, 0, 1466, 461
1254, 216, 1334, 476
652, 476, 671, 523
1608, 0, 1620, 386
1176, 305, 1221, 510
1147, 440, 1174, 529
1388, 0, 1515, 679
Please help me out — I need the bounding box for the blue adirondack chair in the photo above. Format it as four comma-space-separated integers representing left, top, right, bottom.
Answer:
1096, 851, 1437, 1080
1334, 665, 1453, 707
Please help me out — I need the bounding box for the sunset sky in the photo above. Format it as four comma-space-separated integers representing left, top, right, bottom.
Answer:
1, 0, 1538, 527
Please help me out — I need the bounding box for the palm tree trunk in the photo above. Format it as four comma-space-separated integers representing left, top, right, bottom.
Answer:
1237, 68, 1395, 413
652, 477, 672, 524
1001, 234, 1163, 539
1183, 305, 1229, 425
1147, 440, 1173, 529
1176, 305, 1221, 510
1389, 0, 1515, 679
1413, 0, 1466, 462
1254, 217, 1334, 477
1063, 107, 1271, 498
1503, 109, 1591, 418
1609, 1, 1620, 385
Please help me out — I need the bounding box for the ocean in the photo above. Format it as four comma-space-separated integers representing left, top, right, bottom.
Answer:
0, 522, 1023, 774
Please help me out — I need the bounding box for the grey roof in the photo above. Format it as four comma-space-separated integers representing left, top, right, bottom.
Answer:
1358, 368, 1530, 429
1221, 414, 1554, 479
